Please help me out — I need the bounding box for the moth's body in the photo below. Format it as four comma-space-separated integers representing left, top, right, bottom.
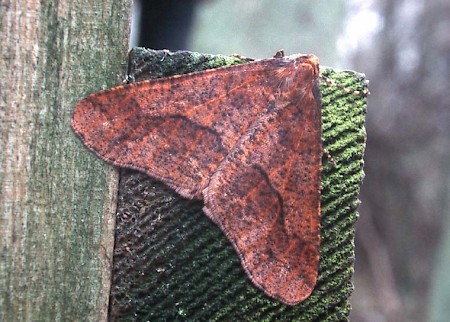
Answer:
72, 54, 322, 305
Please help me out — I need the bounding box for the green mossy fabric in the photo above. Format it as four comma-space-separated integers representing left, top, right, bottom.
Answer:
109, 48, 367, 321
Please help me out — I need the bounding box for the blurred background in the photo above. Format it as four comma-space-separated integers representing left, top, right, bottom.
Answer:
130, 1, 450, 321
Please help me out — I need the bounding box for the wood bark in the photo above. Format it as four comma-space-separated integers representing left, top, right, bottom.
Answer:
0, 1, 131, 320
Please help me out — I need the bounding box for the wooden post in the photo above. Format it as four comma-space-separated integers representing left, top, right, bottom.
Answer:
108, 48, 368, 320
0, 1, 131, 320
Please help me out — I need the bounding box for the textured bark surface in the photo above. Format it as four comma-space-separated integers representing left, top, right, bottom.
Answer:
0, 1, 131, 321
108, 48, 368, 321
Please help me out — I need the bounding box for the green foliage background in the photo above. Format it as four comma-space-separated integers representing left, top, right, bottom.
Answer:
191, 0, 346, 65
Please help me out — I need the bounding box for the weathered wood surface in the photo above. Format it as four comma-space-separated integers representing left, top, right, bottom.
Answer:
0, 1, 131, 320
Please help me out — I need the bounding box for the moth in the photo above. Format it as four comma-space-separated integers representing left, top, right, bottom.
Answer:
72, 53, 322, 305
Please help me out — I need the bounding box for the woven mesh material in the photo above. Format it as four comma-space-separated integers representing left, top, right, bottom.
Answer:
108, 49, 368, 321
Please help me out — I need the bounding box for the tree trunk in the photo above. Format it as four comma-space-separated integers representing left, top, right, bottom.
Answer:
0, 1, 131, 321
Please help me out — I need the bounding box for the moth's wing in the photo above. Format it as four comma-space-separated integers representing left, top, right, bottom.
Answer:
203, 65, 322, 305
72, 61, 281, 199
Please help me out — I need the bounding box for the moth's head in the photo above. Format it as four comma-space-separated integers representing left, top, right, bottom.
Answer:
275, 54, 320, 101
